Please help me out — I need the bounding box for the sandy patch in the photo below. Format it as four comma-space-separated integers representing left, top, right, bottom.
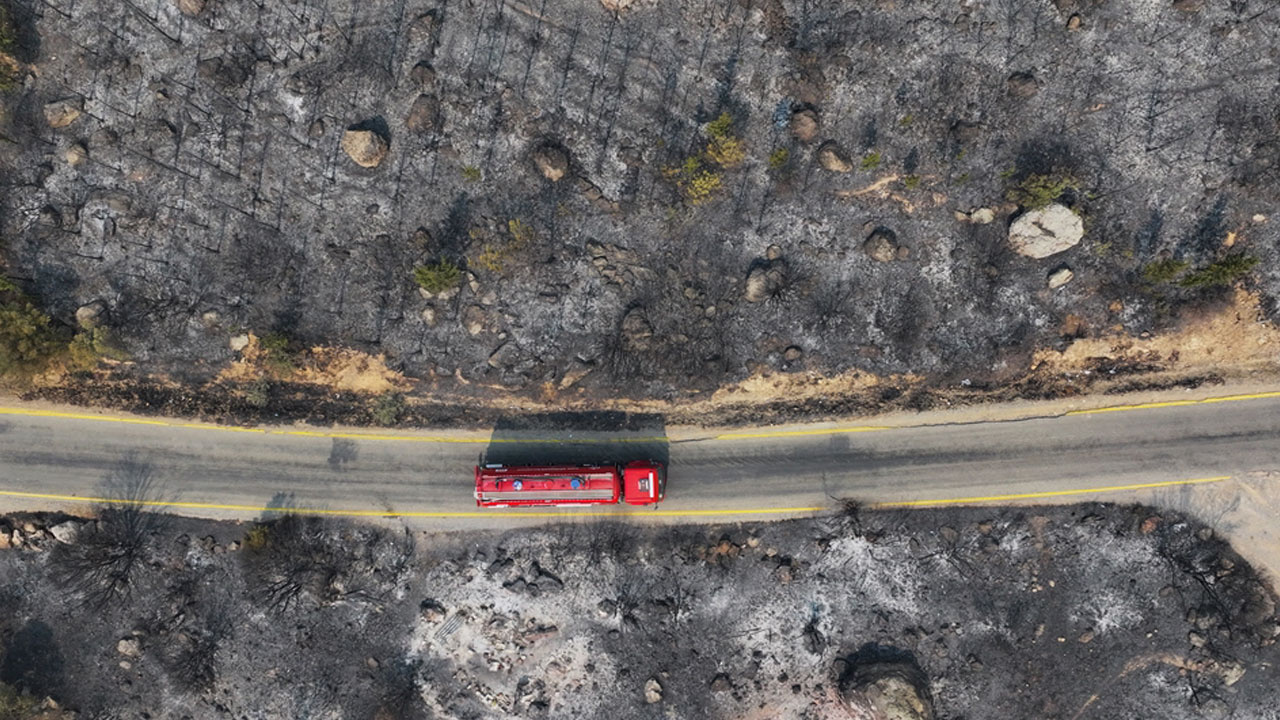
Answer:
1033, 289, 1280, 376
215, 334, 410, 394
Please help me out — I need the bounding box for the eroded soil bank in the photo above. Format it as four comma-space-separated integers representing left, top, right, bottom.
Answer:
1, 503, 1277, 719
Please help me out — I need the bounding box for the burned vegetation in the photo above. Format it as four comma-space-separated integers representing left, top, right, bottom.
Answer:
1, 501, 1277, 718
0, 0, 1278, 409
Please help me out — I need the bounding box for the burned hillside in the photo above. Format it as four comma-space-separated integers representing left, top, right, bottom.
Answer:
2, 0, 1280, 400
1, 503, 1278, 718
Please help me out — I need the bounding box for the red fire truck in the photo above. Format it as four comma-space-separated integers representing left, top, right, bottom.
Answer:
474, 461, 665, 507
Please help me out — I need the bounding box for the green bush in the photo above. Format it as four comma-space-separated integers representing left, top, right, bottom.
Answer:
371, 391, 405, 426
1179, 254, 1258, 289
768, 147, 789, 170
67, 327, 128, 370
413, 259, 461, 294
0, 681, 40, 720
259, 332, 297, 373
1141, 258, 1190, 285
902, 175, 921, 189
860, 151, 882, 170
1006, 174, 1081, 210
0, 300, 60, 375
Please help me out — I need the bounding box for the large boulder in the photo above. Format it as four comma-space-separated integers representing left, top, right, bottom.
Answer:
341, 128, 389, 168
1008, 203, 1084, 259
817, 141, 852, 173
864, 228, 899, 263
531, 145, 570, 181
744, 259, 788, 303
840, 653, 935, 720
790, 108, 819, 142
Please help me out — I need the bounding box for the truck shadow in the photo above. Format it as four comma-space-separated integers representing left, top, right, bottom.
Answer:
481, 411, 669, 469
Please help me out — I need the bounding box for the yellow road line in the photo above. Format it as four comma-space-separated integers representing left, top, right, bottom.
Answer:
1066, 390, 1280, 416
0, 489, 822, 518
3, 385, 1279, 443
0, 476, 1232, 519
873, 475, 1232, 508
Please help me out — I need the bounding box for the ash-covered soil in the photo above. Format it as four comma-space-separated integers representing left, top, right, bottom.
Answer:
2, 0, 1280, 399
1, 502, 1277, 719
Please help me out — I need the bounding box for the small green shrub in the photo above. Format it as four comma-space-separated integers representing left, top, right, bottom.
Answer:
898, 114, 914, 127
1006, 174, 1081, 210
460, 165, 482, 183
706, 113, 732, 141
1141, 258, 1190, 285
902, 175, 921, 190
0, 4, 15, 54
259, 332, 296, 373
860, 151, 882, 170
242, 524, 271, 550
244, 379, 270, 408
768, 147, 789, 170
703, 112, 744, 167
413, 259, 462, 294
0, 681, 41, 720
1180, 254, 1259, 289
67, 327, 128, 370
371, 392, 406, 426
507, 219, 536, 247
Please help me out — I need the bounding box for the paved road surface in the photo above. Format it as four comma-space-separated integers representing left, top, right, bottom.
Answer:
1, 390, 1278, 527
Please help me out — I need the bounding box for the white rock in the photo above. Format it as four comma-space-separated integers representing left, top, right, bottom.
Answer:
229, 334, 250, 352
1047, 267, 1075, 289
117, 638, 141, 658
48, 521, 79, 544
644, 678, 663, 703
1008, 204, 1084, 259
970, 207, 995, 224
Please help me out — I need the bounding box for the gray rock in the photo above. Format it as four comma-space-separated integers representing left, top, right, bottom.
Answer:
341, 129, 389, 168
410, 62, 436, 86
532, 145, 570, 181
744, 261, 787, 303
65, 143, 89, 167
783, 345, 803, 362
1007, 72, 1038, 98
621, 308, 653, 351
76, 301, 106, 330
44, 98, 84, 129
462, 306, 487, 336
1008, 204, 1084, 259
865, 229, 898, 263
48, 521, 80, 544
405, 95, 435, 134
644, 677, 662, 704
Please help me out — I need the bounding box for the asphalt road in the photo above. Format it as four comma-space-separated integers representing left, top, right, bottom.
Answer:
0, 391, 1278, 527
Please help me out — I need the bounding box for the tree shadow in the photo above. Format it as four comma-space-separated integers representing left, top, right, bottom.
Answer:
481, 411, 669, 470
1, 620, 64, 699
